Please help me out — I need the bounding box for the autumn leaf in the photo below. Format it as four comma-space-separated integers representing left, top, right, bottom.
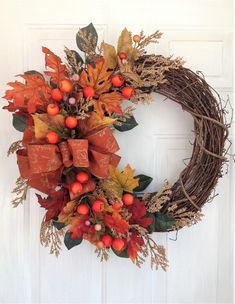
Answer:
32, 113, 65, 139
42, 47, 68, 85
102, 165, 139, 198
117, 28, 139, 64
101, 42, 117, 69
36, 189, 68, 222
127, 198, 153, 228
104, 213, 129, 235
94, 92, 123, 118
79, 112, 116, 135
127, 231, 144, 261
58, 200, 77, 225
68, 215, 92, 239
3, 74, 51, 113
78, 58, 112, 96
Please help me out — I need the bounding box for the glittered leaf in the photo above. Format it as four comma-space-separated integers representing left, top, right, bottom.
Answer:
104, 213, 129, 234
76, 23, 98, 52
114, 116, 138, 132
127, 232, 144, 261
128, 198, 153, 228
42, 47, 68, 85
117, 28, 132, 56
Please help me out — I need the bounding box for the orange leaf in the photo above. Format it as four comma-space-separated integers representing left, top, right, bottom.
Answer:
94, 91, 123, 118
3, 74, 51, 113
42, 47, 68, 85
78, 59, 112, 96
104, 213, 129, 235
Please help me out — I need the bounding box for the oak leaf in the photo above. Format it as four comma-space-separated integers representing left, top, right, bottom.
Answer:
3, 74, 51, 113
79, 112, 116, 135
68, 215, 92, 240
102, 164, 139, 198
42, 47, 68, 85
78, 59, 112, 96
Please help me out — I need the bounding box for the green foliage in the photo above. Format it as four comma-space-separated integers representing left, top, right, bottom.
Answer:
12, 114, 27, 132
64, 232, 83, 250
134, 174, 153, 192
114, 116, 138, 132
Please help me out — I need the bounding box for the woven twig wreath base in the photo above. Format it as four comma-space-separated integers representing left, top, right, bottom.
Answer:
137, 55, 229, 221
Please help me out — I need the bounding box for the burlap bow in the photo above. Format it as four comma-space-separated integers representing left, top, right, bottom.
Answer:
16, 126, 120, 194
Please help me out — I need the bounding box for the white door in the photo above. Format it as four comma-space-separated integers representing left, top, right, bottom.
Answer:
0, 0, 234, 303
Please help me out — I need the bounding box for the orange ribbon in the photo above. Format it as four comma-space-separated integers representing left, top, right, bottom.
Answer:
16, 126, 120, 194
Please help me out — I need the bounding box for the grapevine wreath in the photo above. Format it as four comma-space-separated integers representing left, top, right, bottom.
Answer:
3, 23, 230, 269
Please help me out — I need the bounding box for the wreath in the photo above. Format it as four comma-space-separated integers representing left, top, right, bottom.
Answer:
3, 23, 229, 269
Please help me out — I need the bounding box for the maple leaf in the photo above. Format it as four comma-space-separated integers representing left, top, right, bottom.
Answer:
42, 47, 68, 85
128, 198, 153, 228
104, 213, 129, 235
58, 200, 77, 225
3, 74, 51, 113
127, 231, 144, 261
94, 91, 123, 118
78, 58, 112, 96
68, 215, 92, 239
36, 189, 68, 222
102, 165, 139, 198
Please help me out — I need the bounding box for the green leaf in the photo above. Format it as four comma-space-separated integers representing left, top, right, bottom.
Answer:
112, 247, 129, 258
134, 174, 153, 192
66, 49, 84, 66
53, 221, 65, 230
76, 23, 98, 52
114, 116, 138, 132
154, 212, 176, 232
146, 213, 155, 234
12, 114, 27, 132
24, 70, 43, 77
64, 232, 83, 250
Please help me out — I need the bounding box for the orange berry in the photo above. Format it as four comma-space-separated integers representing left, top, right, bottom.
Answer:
46, 131, 59, 144
60, 79, 73, 93
76, 172, 89, 184
92, 200, 104, 213
122, 86, 134, 99
51, 88, 63, 101
111, 75, 124, 87
83, 86, 95, 98
112, 199, 123, 210
118, 52, 127, 60
122, 193, 134, 206
70, 181, 83, 194
47, 104, 60, 116
65, 116, 78, 129
133, 35, 140, 42
101, 235, 113, 248
77, 204, 89, 215
112, 238, 125, 252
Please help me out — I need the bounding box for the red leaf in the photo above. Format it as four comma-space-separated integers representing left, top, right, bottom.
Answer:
3, 74, 51, 113
104, 213, 129, 234
127, 231, 144, 261
68, 216, 92, 240
36, 189, 68, 221
128, 198, 153, 228
42, 47, 68, 85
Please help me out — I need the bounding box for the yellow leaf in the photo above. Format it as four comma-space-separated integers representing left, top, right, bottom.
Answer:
58, 200, 76, 225
32, 113, 65, 139
102, 42, 118, 69
102, 164, 139, 198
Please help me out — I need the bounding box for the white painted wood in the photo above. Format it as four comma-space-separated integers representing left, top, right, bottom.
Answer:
0, 0, 233, 303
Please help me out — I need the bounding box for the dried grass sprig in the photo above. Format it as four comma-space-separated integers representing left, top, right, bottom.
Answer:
11, 177, 29, 208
